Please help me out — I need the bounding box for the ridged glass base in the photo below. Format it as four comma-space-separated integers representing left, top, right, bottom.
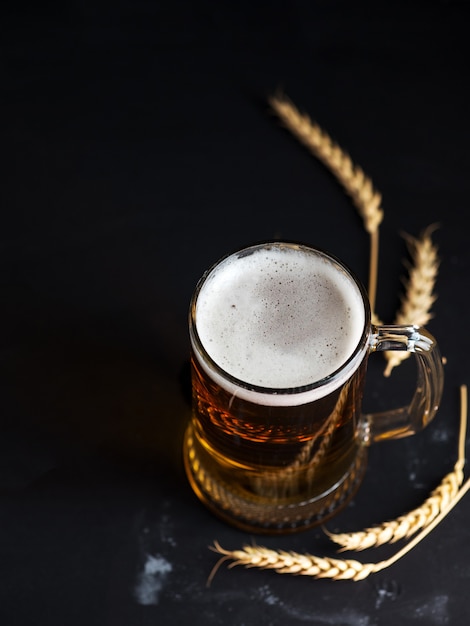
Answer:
183, 423, 368, 534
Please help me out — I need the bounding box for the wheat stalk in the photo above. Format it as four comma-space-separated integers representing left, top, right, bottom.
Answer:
325, 467, 464, 552
209, 478, 470, 583
209, 386, 468, 584
208, 541, 377, 583
250, 384, 348, 498
383, 224, 440, 377
325, 384, 467, 551
269, 93, 383, 317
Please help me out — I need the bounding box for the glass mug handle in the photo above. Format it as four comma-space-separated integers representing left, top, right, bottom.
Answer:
363, 324, 444, 444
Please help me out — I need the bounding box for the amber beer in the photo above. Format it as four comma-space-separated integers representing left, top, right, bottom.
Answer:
184, 242, 372, 532
184, 241, 444, 532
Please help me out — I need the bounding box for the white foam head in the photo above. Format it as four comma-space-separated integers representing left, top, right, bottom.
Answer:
192, 243, 368, 405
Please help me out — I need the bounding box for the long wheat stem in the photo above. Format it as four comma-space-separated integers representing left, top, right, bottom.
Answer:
369, 229, 380, 323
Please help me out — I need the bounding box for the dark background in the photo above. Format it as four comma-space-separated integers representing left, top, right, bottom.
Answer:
1, 2, 469, 625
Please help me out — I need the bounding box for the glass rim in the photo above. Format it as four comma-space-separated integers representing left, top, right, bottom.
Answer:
189, 240, 371, 398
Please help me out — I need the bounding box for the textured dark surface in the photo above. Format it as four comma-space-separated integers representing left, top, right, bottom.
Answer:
1, 2, 469, 625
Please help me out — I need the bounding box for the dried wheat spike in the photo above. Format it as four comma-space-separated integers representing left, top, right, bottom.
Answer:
209, 541, 375, 582
269, 93, 383, 316
384, 224, 440, 376
269, 94, 384, 235
325, 462, 464, 551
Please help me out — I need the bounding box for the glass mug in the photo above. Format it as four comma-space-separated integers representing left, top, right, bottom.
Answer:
183, 242, 444, 533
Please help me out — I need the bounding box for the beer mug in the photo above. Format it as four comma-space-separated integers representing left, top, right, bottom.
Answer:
183, 242, 444, 533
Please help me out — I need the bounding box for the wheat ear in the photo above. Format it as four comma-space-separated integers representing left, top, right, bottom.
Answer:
269, 93, 383, 318
325, 384, 467, 551
209, 476, 470, 583
383, 224, 440, 377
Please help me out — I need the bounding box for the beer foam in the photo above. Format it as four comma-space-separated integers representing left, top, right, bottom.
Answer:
193, 244, 367, 404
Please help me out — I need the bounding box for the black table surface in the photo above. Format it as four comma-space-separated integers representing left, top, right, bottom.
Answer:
2, 2, 469, 625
